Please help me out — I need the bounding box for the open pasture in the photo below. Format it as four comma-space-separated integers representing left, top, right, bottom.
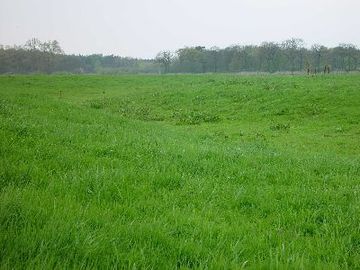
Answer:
1, 74, 360, 269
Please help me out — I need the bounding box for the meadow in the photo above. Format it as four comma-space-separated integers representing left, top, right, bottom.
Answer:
0, 74, 360, 269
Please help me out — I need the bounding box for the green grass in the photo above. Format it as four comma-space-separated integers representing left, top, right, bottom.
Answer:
1, 74, 360, 269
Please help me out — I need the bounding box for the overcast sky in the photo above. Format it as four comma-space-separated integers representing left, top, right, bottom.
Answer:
1, 0, 359, 58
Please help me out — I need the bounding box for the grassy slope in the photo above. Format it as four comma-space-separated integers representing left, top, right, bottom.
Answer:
0, 74, 360, 269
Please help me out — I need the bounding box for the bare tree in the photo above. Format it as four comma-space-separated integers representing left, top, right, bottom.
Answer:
259, 42, 279, 73
24, 38, 43, 51
282, 38, 305, 73
311, 44, 327, 71
155, 51, 172, 73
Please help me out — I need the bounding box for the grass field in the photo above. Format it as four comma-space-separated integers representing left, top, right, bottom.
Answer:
1, 74, 360, 269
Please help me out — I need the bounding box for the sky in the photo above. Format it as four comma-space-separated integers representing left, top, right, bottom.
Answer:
1, 0, 359, 58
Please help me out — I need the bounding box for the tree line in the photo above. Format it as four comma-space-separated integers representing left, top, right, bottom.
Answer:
0, 38, 359, 74
0, 38, 156, 74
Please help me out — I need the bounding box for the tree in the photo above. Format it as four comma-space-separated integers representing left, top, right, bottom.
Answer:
311, 44, 328, 71
24, 38, 43, 51
42, 40, 64, 54
208, 46, 220, 72
259, 42, 280, 73
175, 47, 206, 73
228, 46, 242, 72
282, 38, 305, 73
338, 43, 358, 71
155, 51, 172, 73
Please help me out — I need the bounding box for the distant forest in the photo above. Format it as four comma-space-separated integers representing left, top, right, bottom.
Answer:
0, 38, 359, 74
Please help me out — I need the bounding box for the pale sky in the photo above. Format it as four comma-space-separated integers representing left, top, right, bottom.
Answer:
0, 0, 359, 58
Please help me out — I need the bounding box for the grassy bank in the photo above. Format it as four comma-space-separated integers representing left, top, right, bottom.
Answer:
1, 74, 359, 269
